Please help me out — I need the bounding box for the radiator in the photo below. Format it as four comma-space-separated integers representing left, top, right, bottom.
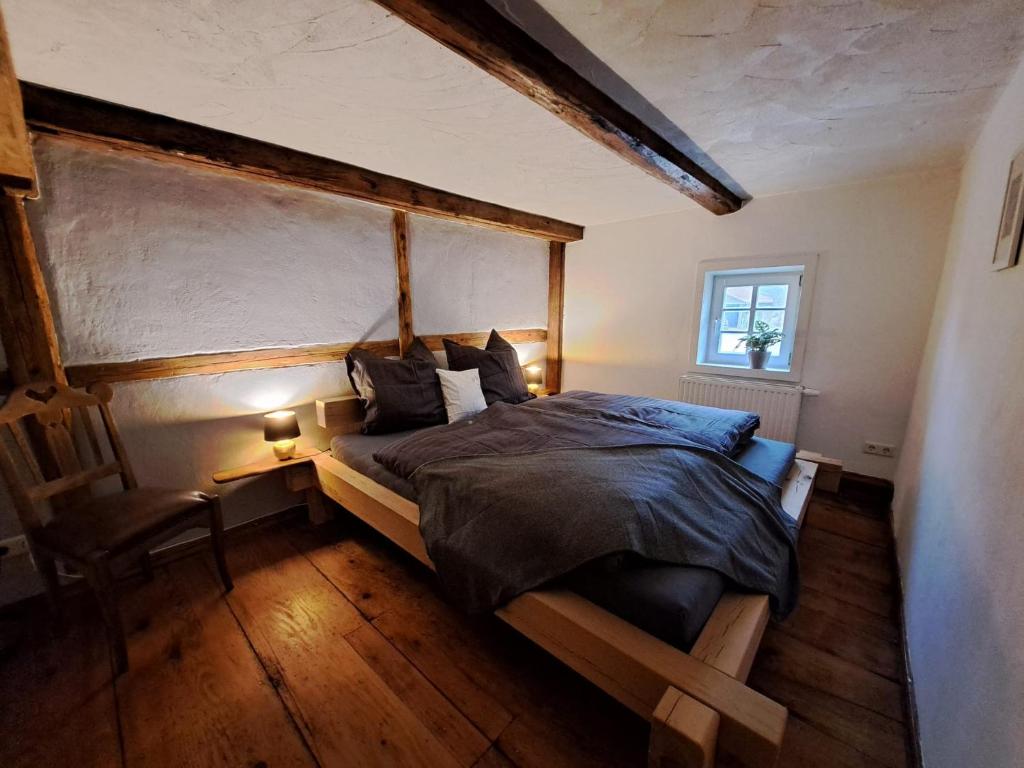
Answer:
678, 374, 807, 443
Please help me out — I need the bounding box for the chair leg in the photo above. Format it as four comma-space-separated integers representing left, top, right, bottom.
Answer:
139, 551, 154, 582
84, 558, 128, 676
29, 541, 63, 627
208, 495, 233, 593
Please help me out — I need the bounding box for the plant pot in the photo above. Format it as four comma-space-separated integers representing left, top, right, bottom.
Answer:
747, 349, 770, 369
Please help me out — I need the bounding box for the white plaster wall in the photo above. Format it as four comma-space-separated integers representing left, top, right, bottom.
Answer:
892, 57, 1024, 768
0, 137, 555, 606
409, 213, 549, 369
563, 171, 959, 479
103, 365, 348, 523
409, 214, 548, 334
28, 137, 398, 362
0, 137, 396, 605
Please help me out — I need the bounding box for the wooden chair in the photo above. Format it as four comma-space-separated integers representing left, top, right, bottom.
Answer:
0, 380, 232, 674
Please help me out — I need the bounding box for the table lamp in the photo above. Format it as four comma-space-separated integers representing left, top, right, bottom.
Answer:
264, 410, 300, 460
524, 365, 543, 393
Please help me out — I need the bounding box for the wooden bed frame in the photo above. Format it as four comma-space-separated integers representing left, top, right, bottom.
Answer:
311, 395, 816, 768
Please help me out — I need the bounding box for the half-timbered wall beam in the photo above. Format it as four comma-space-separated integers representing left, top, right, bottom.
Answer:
64, 329, 548, 387
0, 194, 63, 385
392, 211, 415, 356
546, 241, 566, 394
21, 82, 584, 243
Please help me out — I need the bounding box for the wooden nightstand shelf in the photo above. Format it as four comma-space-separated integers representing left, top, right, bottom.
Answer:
213, 446, 329, 524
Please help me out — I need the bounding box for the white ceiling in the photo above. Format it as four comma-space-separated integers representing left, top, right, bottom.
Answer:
5, 0, 1024, 225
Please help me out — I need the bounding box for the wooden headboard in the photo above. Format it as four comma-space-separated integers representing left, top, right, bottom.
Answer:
316, 396, 364, 434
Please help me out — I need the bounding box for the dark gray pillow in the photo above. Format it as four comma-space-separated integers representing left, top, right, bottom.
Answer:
443, 330, 533, 405
345, 338, 446, 434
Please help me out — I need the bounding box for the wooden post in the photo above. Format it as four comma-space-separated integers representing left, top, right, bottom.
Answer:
392, 210, 414, 356
546, 241, 565, 393
0, 194, 63, 385
0, 9, 34, 194
0, 6, 68, 514
0, 196, 69, 493
0, 5, 56, 386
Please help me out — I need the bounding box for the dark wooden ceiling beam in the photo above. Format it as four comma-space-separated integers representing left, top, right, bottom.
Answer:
372, 0, 745, 215
20, 82, 583, 243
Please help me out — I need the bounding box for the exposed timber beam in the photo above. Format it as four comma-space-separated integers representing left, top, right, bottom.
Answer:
0, 194, 64, 385
546, 241, 565, 394
20, 82, 584, 242
392, 211, 415, 356
64, 328, 547, 386
0, 12, 33, 193
372, 0, 745, 215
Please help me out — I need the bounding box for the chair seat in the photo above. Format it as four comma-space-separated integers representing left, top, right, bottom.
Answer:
35, 487, 212, 559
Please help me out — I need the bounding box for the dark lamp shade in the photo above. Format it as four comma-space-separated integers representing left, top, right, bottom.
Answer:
523, 365, 543, 387
264, 410, 300, 442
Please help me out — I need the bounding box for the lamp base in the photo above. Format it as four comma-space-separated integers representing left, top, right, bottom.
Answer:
272, 439, 297, 460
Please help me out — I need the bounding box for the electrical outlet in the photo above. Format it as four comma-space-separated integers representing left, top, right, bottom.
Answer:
863, 441, 896, 458
0, 534, 28, 559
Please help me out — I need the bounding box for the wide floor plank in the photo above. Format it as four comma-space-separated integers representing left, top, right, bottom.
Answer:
288, 522, 435, 621
496, 708, 644, 768
798, 526, 895, 587
780, 714, 891, 768
805, 502, 891, 548
346, 621, 491, 766
757, 491, 911, 768
750, 668, 907, 768
798, 585, 901, 644
0, 488, 912, 768
371, 601, 518, 741
0, 603, 120, 768
800, 553, 897, 619
757, 615, 905, 722
115, 558, 315, 768
774, 597, 902, 680
225, 533, 461, 768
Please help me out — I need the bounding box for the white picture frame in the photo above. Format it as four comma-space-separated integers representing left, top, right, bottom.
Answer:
993, 147, 1024, 271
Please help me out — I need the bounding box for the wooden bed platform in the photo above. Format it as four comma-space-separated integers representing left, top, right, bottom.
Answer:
312, 396, 816, 768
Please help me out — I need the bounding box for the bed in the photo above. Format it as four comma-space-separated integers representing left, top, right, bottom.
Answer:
311, 392, 817, 768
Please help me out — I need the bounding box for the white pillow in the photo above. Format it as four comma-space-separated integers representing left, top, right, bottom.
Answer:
436, 368, 488, 423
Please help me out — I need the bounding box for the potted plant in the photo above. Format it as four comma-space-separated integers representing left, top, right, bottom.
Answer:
739, 320, 784, 369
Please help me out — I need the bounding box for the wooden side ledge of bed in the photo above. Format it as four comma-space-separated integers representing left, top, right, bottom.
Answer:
311, 395, 817, 768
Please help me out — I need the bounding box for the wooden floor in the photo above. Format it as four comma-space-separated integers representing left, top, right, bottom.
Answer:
0, 488, 912, 768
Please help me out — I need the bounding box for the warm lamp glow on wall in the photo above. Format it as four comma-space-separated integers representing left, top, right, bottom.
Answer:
524, 365, 543, 393
264, 410, 300, 460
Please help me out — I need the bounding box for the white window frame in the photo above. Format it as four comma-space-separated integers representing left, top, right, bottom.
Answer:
689, 254, 818, 383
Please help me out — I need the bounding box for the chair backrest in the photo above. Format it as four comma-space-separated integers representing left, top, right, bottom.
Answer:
0, 381, 137, 530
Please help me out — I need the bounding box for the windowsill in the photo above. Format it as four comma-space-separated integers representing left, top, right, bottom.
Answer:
690, 361, 801, 383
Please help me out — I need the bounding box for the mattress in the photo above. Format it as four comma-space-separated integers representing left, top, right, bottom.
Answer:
329, 430, 796, 651
330, 429, 422, 500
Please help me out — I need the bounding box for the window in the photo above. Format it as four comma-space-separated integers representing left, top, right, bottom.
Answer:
706, 270, 801, 368
690, 255, 817, 381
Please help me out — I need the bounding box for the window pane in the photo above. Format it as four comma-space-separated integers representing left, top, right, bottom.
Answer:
720, 310, 749, 332
753, 310, 785, 359
717, 332, 747, 355
754, 309, 785, 332
723, 285, 753, 308
755, 284, 789, 308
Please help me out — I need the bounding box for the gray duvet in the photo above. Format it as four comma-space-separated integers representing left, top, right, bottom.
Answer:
373, 392, 798, 616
